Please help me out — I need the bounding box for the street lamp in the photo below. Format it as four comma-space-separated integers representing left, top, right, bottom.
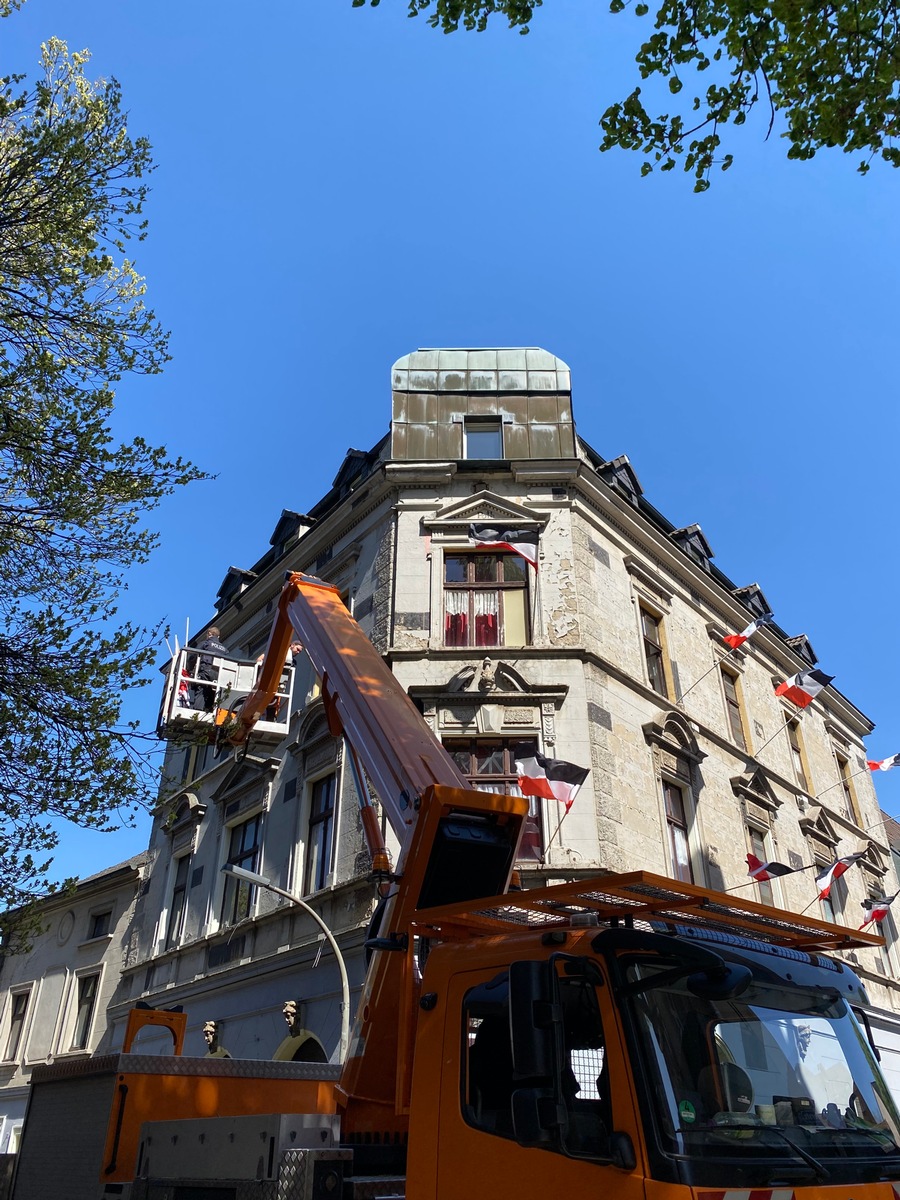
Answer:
220, 863, 350, 1063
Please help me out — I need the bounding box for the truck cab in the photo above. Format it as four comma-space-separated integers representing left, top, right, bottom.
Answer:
407, 875, 900, 1200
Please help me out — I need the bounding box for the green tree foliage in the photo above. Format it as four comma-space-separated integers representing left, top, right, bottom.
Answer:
0, 37, 200, 914
371, 0, 900, 188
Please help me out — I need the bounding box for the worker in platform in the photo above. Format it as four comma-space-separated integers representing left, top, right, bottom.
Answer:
191, 626, 230, 711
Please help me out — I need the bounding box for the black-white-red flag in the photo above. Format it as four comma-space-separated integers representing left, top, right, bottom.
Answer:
746, 853, 795, 883
514, 748, 589, 813
868, 753, 900, 772
859, 893, 900, 929
469, 523, 539, 570
724, 613, 774, 651
816, 853, 866, 900
775, 669, 834, 710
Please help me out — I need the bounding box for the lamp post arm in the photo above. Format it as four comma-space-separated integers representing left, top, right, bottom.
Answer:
229, 868, 350, 1064
271, 885, 351, 1066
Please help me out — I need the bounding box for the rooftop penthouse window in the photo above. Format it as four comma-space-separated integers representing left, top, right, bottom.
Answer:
465, 419, 503, 460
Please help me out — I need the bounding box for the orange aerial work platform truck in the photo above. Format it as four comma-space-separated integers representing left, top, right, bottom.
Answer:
13, 573, 900, 1200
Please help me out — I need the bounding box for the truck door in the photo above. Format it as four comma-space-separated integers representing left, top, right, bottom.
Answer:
433, 964, 648, 1200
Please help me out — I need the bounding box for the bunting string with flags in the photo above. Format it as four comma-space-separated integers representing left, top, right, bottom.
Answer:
774, 669, 835, 710
816, 853, 866, 900
513, 747, 589, 813
723, 613, 775, 651
859, 892, 900, 929
469, 523, 539, 570
868, 753, 900, 772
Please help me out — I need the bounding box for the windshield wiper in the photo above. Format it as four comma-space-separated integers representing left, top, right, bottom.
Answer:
826, 1126, 899, 1153
695, 1122, 831, 1182
754, 1125, 831, 1182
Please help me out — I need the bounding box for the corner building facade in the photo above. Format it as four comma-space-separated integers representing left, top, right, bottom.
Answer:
106, 348, 900, 1089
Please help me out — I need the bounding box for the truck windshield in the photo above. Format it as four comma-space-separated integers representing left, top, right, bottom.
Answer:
625, 958, 900, 1181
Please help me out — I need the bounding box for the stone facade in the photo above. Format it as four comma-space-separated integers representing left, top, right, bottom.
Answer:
4, 346, 900, 1093
0, 855, 147, 1153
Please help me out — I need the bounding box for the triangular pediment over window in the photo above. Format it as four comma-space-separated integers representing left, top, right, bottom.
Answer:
731, 767, 781, 815
215, 566, 257, 612
269, 509, 314, 553
211, 753, 279, 805
799, 804, 841, 855
424, 489, 545, 537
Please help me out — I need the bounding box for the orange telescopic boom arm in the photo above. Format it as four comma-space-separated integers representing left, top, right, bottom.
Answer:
228, 572, 474, 838
227, 574, 528, 1130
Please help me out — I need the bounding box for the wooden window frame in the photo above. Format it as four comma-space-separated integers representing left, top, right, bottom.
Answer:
663, 779, 694, 884
444, 737, 544, 863
785, 716, 810, 793
443, 552, 529, 649
817, 865, 848, 924
834, 748, 861, 826
70, 971, 100, 1051
304, 773, 337, 895
220, 813, 262, 926
165, 854, 192, 949
746, 826, 774, 907
640, 605, 670, 699
721, 668, 748, 751
4, 989, 30, 1062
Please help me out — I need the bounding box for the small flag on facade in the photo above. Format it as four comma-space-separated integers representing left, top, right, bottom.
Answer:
514, 748, 589, 812
859, 892, 900, 929
724, 613, 774, 650
746, 853, 795, 882
775, 668, 835, 710
868, 753, 900, 772
469, 523, 539, 569
816, 853, 866, 900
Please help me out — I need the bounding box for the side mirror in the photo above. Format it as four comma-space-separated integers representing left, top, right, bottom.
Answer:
609, 1130, 637, 1172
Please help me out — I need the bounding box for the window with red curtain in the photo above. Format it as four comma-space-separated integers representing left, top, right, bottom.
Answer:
443, 553, 528, 648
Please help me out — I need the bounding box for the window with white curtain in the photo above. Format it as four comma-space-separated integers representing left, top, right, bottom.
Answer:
443, 553, 528, 648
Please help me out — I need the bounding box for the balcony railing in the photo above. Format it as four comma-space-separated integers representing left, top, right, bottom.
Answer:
157, 648, 294, 742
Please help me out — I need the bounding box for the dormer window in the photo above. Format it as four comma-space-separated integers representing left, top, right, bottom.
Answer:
785, 634, 818, 667
464, 419, 503, 460
671, 525, 713, 573
599, 456, 643, 506
732, 583, 773, 621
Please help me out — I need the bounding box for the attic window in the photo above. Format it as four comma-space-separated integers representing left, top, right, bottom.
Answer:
600, 457, 642, 507
672, 527, 713, 573
785, 634, 818, 667
732, 584, 772, 621
465, 420, 503, 460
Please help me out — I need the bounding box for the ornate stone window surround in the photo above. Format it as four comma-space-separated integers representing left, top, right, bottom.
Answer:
422, 491, 546, 650
643, 713, 707, 885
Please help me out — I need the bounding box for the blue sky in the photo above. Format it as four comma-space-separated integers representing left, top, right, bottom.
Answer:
5, 0, 899, 880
